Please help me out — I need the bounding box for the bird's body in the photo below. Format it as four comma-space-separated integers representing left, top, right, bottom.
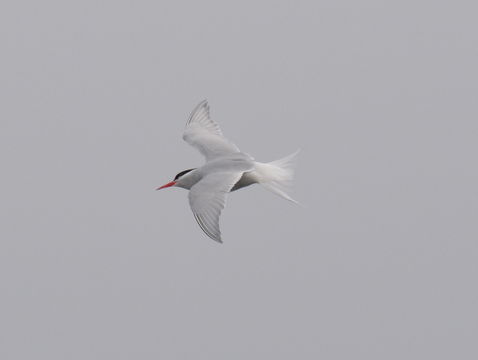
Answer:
157, 100, 299, 243
173, 154, 253, 191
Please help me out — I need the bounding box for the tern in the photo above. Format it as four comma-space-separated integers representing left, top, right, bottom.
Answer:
157, 100, 299, 243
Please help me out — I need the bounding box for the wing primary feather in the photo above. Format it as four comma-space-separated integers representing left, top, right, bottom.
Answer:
194, 214, 211, 239
203, 210, 219, 235
188, 171, 246, 243
203, 210, 220, 237
194, 214, 222, 243
195, 214, 209, 237
183, 100, 240, 161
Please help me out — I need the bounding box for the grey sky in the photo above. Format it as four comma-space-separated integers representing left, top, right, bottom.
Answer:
1, 1, 477, 359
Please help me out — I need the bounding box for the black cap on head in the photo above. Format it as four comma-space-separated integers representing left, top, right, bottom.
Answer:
174, 168, 195, 181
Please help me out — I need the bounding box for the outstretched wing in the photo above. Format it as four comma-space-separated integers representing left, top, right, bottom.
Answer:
188, 172, 244, 243
183, 100, 240, 162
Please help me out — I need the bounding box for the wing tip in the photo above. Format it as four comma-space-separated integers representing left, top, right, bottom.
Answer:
196, 99, 209, 111
194, 213, 223, 244
187, 99, 209, 125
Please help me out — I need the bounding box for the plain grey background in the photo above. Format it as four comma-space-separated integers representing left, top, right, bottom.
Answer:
1, 0, 477, 359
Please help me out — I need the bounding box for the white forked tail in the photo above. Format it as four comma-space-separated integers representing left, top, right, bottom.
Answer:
254, 149, 300, 204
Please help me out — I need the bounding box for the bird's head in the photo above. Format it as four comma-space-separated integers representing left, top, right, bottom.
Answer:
156, 168, 195, 190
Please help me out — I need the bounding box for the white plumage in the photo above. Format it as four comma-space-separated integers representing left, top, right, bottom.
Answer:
157, 100, 299, 243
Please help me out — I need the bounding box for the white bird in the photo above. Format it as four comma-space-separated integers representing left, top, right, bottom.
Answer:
157, 100, 299, 243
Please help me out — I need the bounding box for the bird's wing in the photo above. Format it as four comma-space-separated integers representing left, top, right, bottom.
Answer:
188, 171, 247, 243
183, 100, 240, 162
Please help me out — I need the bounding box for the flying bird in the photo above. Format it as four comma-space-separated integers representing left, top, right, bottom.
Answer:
157, 100, 299, 243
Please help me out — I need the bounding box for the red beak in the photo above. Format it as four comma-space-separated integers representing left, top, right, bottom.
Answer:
156, 181, 177, 190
